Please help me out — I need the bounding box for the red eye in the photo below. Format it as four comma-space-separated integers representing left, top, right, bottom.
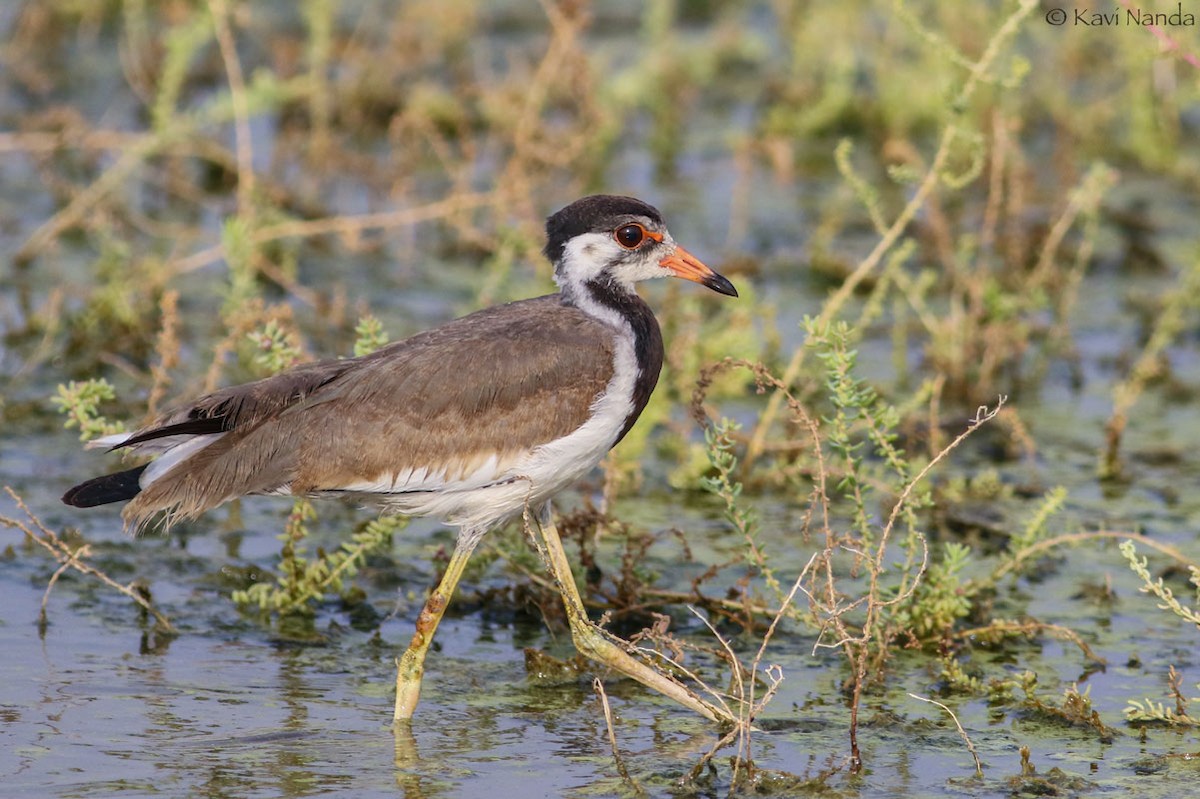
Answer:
614, 224, 645, 249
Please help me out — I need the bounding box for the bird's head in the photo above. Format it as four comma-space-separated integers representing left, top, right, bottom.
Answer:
544, 195, 738, 300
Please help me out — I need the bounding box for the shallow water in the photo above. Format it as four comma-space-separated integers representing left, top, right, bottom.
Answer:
5, 401, 1200, 798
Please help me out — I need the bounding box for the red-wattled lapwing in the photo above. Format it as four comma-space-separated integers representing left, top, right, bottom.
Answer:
63, 194, 739, 723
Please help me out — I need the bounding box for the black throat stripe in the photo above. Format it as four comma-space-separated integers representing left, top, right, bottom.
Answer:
582, 279, 665, 444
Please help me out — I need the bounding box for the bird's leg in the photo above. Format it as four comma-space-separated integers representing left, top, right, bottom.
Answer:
394, 526, 483, 722
528, 502, 733, 725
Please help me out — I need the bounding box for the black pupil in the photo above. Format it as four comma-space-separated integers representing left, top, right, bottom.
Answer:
616, 224, 644, 248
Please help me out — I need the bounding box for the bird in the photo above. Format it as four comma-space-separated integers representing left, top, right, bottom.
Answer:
63, 194, 739, 724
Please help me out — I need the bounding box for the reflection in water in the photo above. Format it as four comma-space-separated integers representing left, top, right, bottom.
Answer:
393, 721, 426, 799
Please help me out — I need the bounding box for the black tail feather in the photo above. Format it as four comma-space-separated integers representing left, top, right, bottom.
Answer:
114, 416, 226, 450
62, 464, 148, 508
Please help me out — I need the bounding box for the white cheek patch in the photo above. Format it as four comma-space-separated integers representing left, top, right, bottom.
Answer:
621, 247, 676, 283
555, 232, 623, 293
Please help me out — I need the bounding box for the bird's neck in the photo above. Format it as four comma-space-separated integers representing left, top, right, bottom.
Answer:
560, 275, 633, 329
559, 276, 664, 445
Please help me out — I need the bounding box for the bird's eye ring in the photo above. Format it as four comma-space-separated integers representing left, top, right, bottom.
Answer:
614, 224, 646, 249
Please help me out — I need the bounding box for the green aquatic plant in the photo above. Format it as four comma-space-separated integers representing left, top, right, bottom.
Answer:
747, 0, 1043, 466
232, 509, 405, 616
810, 318, 932, 549
690, 328, 1003, 772
51, 379, 126, 442
353, 314, 390, 357
1125, 666, 1200, 727
221, 216, 259, 316
1103, 255, 1200, 479
1119, 539, 1200, 629
1001, 485, 1070, 569
1015, 485, 1068, 548
895, 541, 973, 641
1103, 541, 1200, 727
1020, 681, 1118, 743
937, 652, 986, 696
697, 420, 743, 513
151, 7, 214, 133
230, 317, 404, 617
699, 417, 779, 600
301, 0, 334, 156
803, 319, 986, 767
248, 319, 303, 375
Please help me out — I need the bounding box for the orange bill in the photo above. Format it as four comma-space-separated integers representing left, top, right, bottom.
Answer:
659, 246, 738, 297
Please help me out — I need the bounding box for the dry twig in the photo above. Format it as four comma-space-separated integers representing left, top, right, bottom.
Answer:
908, 692, 984, 777
0, 487, 174, 632
594, 677, 647, 797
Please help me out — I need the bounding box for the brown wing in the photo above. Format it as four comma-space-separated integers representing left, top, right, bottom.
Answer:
117, 358, 358, 447
122, 295, 616, 526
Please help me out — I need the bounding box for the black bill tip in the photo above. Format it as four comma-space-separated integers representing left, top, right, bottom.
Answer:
703, 272, 739, 298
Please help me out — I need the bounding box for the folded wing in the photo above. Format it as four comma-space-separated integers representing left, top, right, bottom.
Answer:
79, 296, 615, 529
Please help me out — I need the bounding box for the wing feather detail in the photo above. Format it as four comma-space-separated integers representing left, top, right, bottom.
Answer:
120, 296, 616, 527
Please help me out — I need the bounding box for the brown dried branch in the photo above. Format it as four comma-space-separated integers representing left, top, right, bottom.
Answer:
0, 487, 174, 633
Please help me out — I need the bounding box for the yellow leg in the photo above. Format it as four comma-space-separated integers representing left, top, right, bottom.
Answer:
528, 503, 734, 725
393, 529, 481, 722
